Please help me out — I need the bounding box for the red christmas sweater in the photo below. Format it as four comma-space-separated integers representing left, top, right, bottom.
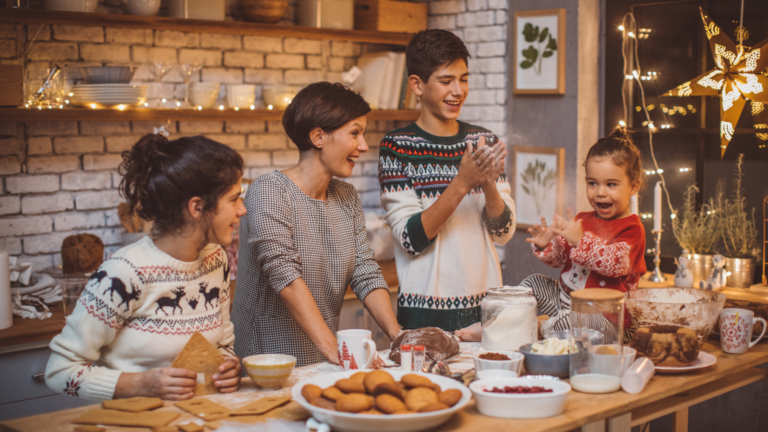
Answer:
532, 212, 647, 295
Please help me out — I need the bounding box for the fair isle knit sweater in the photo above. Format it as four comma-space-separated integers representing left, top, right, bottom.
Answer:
45, 236, 234, 401
379, 121, 516, 331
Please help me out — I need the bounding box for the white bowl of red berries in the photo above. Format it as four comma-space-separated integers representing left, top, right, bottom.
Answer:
469, 378, 571, 418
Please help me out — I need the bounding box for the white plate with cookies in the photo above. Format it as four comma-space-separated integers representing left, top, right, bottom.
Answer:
291, 369, 471, 432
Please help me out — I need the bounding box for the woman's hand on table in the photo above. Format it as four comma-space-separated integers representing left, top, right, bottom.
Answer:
455, 322, 482, 342
372, 355, 386, 369
213, 356, 242, 393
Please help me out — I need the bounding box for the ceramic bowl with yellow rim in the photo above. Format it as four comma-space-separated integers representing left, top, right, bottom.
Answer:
243, 354, 296, 389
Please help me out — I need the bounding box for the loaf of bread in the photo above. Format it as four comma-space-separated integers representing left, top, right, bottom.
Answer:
61, 234, 104, 275
631, 325, 699, 367
389, 327, 460, 364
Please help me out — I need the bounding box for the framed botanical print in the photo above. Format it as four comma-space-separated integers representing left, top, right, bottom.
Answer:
512, 8, 566, 95
511, 146, 565, 229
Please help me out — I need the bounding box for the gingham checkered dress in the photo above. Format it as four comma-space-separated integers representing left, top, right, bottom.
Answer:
232, 171, 387, 367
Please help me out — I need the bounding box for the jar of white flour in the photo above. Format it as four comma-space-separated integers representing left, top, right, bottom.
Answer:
481, 286, 537, 351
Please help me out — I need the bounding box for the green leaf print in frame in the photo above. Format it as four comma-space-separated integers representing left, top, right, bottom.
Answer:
513, 8, 566, 95
519, 22, 557, 75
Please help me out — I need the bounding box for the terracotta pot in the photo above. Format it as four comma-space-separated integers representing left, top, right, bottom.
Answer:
725, 257, 756, 288
238, 0, 288, 23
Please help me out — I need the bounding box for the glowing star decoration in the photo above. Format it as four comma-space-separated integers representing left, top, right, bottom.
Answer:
664, 8, 768, 157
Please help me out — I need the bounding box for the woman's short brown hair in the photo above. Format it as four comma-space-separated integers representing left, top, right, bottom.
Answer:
283, 82, 371, 151
406, 29, 470, 83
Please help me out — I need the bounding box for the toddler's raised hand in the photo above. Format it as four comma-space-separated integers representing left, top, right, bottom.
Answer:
526, 216, 556, 249
552, 208, 584, 247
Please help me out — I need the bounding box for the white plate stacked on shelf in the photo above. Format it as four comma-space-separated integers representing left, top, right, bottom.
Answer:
71, 84, 148, 108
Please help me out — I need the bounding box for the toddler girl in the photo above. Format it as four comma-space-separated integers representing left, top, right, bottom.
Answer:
523, 127, 646, 337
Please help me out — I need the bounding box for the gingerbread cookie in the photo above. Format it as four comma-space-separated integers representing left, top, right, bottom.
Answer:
301, 384, 323, 402
335, 378, 365, 394
363, 370, 395, 394
401, 374, 433, 388
336, 393, 372, 413
374, 394, 407, 414
321, 386, 344, 401
438, 389, 462, 407
404, 387, 438, 412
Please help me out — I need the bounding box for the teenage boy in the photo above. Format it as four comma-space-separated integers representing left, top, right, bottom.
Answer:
378, 29, 515, 332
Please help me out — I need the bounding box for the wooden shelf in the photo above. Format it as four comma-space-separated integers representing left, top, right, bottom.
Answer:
1, 8, 414, 45
0, 303, 66, 349
0, 107, 421, 122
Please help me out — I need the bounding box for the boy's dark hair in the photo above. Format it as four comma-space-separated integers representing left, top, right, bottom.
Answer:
585, 127, 646, 191
406, 29, 470, 83
283, 82, 371, 151
119, 134, 243, 237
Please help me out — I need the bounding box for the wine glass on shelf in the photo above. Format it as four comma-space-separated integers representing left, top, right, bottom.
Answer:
146, 62, 173, 108
176, 63, 202, 109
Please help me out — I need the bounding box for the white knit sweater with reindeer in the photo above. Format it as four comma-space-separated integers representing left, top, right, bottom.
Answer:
45, 236, 234, 401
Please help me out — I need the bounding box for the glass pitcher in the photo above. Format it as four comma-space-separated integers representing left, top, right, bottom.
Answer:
569, 289, 625, 393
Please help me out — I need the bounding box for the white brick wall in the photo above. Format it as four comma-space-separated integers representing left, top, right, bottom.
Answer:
422, 0, 508, 141
1, 0, 506, 268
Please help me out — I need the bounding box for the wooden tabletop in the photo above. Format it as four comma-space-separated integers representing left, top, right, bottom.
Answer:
4, 339, 768, 432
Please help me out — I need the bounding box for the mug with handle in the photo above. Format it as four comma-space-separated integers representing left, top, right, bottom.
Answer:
720, 308, 768, 354
337, 329, 377, 370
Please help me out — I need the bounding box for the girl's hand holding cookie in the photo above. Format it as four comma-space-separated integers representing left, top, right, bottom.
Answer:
213, 356, 242, 393
526, 216, 556, 250
552, 209, 584, 247
133, 367, 197, 401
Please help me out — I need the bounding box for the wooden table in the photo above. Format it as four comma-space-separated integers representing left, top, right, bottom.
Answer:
4, 340, 768, 432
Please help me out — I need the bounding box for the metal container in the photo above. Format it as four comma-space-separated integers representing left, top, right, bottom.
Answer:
519, 343, 570, 378
688, 253, 714, 287
725, 257, 756, 288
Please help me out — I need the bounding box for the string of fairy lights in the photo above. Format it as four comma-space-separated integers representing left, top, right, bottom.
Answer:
617, 12, 679, 233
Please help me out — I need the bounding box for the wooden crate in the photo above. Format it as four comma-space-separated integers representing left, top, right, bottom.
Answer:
354, 0, 427, 34
0, 65, 23, 107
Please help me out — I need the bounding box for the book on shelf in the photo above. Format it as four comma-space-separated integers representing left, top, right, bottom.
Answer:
354, 51, 415, 112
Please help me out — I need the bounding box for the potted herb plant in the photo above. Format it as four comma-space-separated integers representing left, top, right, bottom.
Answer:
672, 184, 721, 286
720, 155, 759, 288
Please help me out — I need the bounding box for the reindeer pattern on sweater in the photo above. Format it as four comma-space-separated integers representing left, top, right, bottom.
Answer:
45, 236, 234, 401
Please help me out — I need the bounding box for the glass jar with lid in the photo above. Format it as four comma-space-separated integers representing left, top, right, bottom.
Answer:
569, 289, 626, 393
481, 286, 537, 351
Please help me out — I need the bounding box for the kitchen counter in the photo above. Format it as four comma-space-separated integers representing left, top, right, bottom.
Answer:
4, 340, 768, 432
0, 304, 67, 349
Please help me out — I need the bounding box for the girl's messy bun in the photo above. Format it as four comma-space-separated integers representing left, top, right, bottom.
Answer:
585, 127, 645, 192
119, 134, 244, 237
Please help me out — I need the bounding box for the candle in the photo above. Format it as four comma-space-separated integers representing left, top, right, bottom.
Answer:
0, 250, 11, 330
630, 195, 638, 216
653, 181, 662, 232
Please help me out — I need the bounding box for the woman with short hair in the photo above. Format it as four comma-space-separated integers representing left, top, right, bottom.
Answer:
46, 135, 245, 401
232, 82, 400, 367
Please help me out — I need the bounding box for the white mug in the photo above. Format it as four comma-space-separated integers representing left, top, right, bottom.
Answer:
337, 329, 376, 370
720, 308, 767, 354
